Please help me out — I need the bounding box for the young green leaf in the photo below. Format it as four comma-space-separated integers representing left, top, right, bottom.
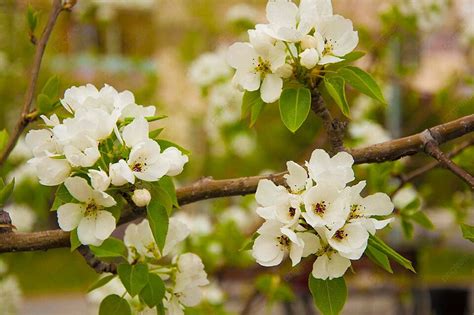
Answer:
99, 294, 132, 315
70, 230, 81, 252
118, 263, 149, 297
239, 233, 257, 251
147, 198, 169, 251
338, 66, 386, 104
26, 5, 39, 33
117, 264, 132, 294
410, 211, 434, 229
0, 129, 8, 152
159, 176, 178, 207
460, 223, 474, 242
325, 51, 366, 70
365, 244, 393, 273
51, 184, 75, 211
140, 273, 166, 308
88, 275, 116, 293
324, 77, 350, 117
368, 235, 415, 272
89, 237, 127, 258
37, 94, 54, 114
0, 178, 14, 207
155, 139, 190, 155
242, 90, 263, 119
250, 98, 265, 127
401, 219, 414, 239
308, 275, 347, 315
279, 87, 311, 133
41, 76, 60, 100
149, 128, 164, 140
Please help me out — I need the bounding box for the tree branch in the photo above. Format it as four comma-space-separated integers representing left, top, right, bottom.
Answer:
311, 91, 346, 153
391, 137, 474, 196
0, 0, 74, 167
421, 130, 474, 188
77, 245, 117, 274
0, 114, 473, 253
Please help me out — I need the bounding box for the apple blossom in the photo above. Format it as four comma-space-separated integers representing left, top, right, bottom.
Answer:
306, 149, 354, 189
57, 177, 116, 246
227, 29, 288, 103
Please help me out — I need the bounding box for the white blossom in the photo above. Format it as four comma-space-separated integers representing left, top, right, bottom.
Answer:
306, 149, 354, 189
57, 177, 116, 246
227, 29, 287, 103
316, 15, 359, 65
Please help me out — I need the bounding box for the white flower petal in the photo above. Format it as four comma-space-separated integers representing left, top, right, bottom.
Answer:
64, 177, 93, 202
95, 211, 116, 240
77, 217, 102, 246
284, 161, 308, 192
361, 193, 394, 216
260, 73, 282, 103
57, 203, 84, 231
122, 116, 149, 148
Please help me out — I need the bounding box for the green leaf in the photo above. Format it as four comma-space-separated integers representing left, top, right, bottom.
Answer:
410, 211, 434, 229
325, 51, 366, 70
139, 273, 166, 308
401, 219, 414, 239
279, 87, 311, 133
324, 77, 350, 117
156, 303, 165, 315
149, 128, 164, 139
239, 233, 257, 251
368, 235, 415, 272
37, 94, 54, 114
0, 129, 8, 152
146, 183, 172, 214
460, 224, 474, 242
365, 244, 393, 273
70, 230, 81, 252
155, 139, 190, 155
26, 5, 38, 33
0, 178, 14, 207
90, 237, 127, 258
338, 66, 386, 104
99, 294, 131, 315
88, 275, 116, 293
117, 264, 132, 294
249, 98, 265, 127
308, 275, 347, 315
118, 263, 149, 297
41, 76, 60, 100
147, 199, 169, 251
242, 90, 263, 119
51, 184, 75, 211
159, 176, 178, 207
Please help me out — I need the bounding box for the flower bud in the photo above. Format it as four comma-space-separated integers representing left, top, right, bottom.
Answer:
300, 35, 318, 50
132, 188, 151, 207
300, 48, 320, 69
275, 64, 293, 79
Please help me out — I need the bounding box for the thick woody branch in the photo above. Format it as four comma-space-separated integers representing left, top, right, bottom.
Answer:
0, 0, 74, 167
421, 130, 474, 188
77, 245, 117, 274
0, 114, 473, 253
311, 91, 346, 153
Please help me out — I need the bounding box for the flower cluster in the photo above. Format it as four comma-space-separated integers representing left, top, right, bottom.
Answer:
123, 218, 209, 315
25, 84, 188, 246
227, 0, 358, 103
252, 149, 395, 280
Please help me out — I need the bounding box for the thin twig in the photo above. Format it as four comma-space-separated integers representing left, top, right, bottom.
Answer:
0, 0, 74, 167
0, 115, 473, 253
311, 90, 346, 153
421, 130, 474, 188
391, 137, 474, 196
77, 245, 117, 274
